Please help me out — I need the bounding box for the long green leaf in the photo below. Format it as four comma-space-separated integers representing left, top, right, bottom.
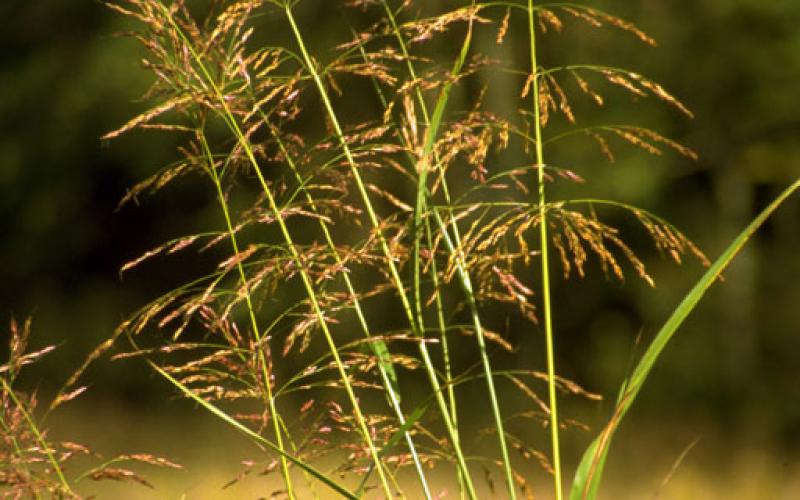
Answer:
570, 178, 800, 500
149, 362, 358, 499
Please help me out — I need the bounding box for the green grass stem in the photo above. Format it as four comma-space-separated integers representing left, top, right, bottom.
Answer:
198, 130, 296, 499
527, 2, 563, 499
255, 108, 433, 499
283, 4, 479, 497
380, 3, 517, 496
153, 3, 393, 496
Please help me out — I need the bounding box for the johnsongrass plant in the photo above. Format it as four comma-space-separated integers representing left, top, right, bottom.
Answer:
97, 1, 800, 499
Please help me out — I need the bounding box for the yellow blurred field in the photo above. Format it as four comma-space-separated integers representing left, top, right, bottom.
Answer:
53, 402, 800, 499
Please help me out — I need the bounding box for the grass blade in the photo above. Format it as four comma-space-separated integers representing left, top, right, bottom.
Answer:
570, 177, 800, 500
148, 361, 358, 500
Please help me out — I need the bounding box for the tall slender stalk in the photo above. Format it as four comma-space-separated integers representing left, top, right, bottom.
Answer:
198, 130, 296, 499
527, 2, 562, 499
228, 77, 396, 500
227, 108, 396, 499
257, 112, 433, 498
424, 215, 466, 497
143, 2, 297, 491
379, 3, 516, 496
350, 31, 459, 497
153, 3, 394, 497
283, 4, 478, 497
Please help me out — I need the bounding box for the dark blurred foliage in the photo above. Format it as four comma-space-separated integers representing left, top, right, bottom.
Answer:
1, 0, 798, 464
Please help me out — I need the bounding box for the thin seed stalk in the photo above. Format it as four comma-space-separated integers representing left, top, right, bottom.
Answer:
260, 116, 433, 499
350, 33, 460, 485
423, 215, 465, 494
242, 11, 398, 500
379, 4, 516, 496
283, 5, 477, 498
150, 2, 296, 492
199, 132, 296, 499
421, 88, 519, 500
428, 204, 517, 500
528, 2, 563, 499
337, 40, 434, 495
239, 136, 395, 499
351, 35, 463, 496
282, 4, 415, 332
153, 3, 391, 496
237, 126, 395, 500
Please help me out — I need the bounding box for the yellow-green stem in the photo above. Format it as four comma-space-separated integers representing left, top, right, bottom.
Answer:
154, 3, 390, 496
380, 3, 515, 496
199, 132, 295, 499
424, 216, 465, 496
261, 116, 432, 499
237, 124, 395, 499
272, 8, 398, 498
284, 5, 476, 497
528, 2, 563, 499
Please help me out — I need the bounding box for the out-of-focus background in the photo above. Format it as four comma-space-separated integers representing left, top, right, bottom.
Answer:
1, 1, 798, 498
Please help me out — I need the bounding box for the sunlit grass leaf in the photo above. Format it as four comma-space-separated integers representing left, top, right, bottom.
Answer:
148, 361, 358, 499
570, 178, 800, 500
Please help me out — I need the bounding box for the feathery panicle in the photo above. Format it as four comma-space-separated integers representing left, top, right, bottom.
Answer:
98, 1, 705, 497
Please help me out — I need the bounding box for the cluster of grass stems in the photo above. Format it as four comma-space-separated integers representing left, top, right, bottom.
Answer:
4, 1, 799, 499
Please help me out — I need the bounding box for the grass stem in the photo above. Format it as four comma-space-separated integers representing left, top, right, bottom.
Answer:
284, 4, 477, 497
257, 111, 433, 499
198, 131, 296, 499
154, 3, 391, 495
379, 3, 516, 496
528, 2, 563, 499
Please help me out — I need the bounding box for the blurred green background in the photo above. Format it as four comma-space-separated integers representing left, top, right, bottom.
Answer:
1, 1, 798, 498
